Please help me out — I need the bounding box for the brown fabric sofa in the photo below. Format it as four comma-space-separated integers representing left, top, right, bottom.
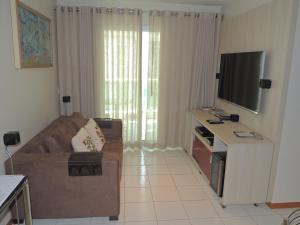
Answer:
5, 113, 123, 220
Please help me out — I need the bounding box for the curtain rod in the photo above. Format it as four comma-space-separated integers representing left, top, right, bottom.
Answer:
54, 7, 222, 17
54, 7, 140, 12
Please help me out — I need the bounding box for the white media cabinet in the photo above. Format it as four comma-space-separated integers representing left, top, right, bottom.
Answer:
190, 110, 273, 206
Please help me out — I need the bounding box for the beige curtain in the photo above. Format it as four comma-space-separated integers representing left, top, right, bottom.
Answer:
56, 7, 95, 118
57, 7, 220, 148
93, 8, 142, 146
146, 11, 221, 148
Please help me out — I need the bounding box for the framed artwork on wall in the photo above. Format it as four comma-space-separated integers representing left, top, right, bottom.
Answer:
10, 0, 52, 68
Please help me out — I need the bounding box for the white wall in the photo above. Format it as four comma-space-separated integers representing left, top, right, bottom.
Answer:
0, 0, 58, 173
218, 0, 299, 201
223, 0, 273, 17
271, 4, 300, 203
0, 0, 58, 223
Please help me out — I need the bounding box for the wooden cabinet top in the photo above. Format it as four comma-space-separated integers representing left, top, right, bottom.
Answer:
192, 110, 272, 145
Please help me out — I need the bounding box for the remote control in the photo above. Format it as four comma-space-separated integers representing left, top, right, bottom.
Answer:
207, 120, 224, 124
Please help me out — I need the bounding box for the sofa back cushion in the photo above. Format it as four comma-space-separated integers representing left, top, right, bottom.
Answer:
69, 112, 88, 130
22, 113, 86, 153
21, 144, 49, 153
44, 136, 67, 153
26, 116, 68, 148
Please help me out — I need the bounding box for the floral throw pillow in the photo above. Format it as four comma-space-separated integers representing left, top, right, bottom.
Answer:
71, 128, 97, 152
84, 119, 106, 151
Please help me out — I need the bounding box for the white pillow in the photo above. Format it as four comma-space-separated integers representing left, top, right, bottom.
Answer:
84, 119, 106, 151
71, 127, 97, 152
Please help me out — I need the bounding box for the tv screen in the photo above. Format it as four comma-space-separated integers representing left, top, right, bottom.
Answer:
218, 51, 266, 113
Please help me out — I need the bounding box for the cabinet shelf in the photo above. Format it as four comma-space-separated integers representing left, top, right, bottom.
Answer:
192, 129, 213, 152
191, 110, 274, 205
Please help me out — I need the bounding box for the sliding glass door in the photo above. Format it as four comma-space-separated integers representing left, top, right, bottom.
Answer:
103, 28, 160, 146
103, 29, 142, 145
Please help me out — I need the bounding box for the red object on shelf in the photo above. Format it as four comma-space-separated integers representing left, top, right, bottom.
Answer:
192, 137, 212, 180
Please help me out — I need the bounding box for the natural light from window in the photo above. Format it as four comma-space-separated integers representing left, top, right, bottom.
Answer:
103, 28, 160, 143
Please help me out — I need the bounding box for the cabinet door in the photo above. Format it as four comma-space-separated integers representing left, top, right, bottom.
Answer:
192, 137, 212, 180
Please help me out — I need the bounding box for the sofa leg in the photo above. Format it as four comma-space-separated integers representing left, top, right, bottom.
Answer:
109, 216, 118, 221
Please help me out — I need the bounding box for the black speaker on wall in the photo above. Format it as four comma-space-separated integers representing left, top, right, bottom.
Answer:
62, 96, 71, 116
62, 96, 71, 103
3, 131, 20, 146
260, 79, 272, 89
216, 73, 221, 80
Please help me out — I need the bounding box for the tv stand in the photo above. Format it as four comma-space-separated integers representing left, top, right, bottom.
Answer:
190, 110, 273, 205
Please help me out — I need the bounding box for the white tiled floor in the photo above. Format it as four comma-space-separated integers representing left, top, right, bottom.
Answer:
125, 202, 156, 221
125, 188, 153, 203
154, 201, 188, 220
149, 174, 175, 186
151, 187, 180, 201
33, 148, 298, 225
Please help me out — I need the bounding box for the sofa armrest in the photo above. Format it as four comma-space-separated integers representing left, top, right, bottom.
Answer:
7, 151, 120, 218
8, 151, 119, 178
68, 152, 103, 176
94, 118, 122, 139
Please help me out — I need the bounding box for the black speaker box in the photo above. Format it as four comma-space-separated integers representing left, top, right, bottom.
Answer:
3, 131, 20, 146
62, 96, 71, 103
260, 79, 272, 89
230, 114, 239, 122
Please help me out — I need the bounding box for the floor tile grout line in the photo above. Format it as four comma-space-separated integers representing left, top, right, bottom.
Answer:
122, 187, 126, 223
38, 146, 289, 225
209, 197, 227, 220
249, 214, 266, 225
124, 149, 285, 225
170, 168, 191, 223
147, 168, 159, 223
221, 216, 261, 225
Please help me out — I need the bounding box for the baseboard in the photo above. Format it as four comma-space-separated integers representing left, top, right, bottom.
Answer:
267, 202, 300, 209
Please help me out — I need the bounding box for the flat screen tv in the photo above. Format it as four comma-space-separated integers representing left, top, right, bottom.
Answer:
218, 51, 266, 113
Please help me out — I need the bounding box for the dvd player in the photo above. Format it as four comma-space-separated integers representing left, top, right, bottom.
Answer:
195, 126, 213, 137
